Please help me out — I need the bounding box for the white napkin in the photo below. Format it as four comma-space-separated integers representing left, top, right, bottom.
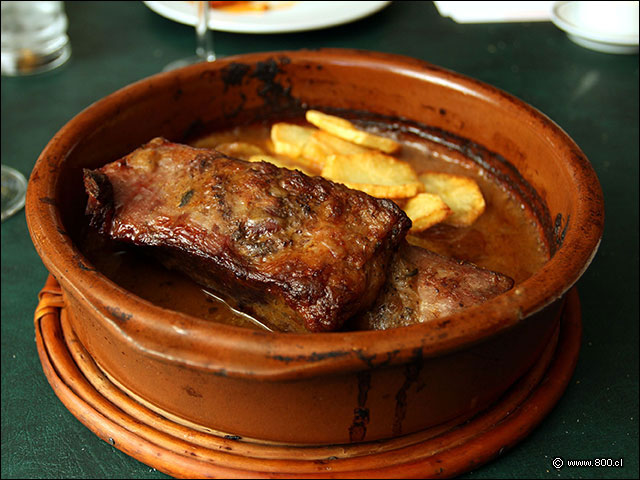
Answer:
433, 1, 555, 23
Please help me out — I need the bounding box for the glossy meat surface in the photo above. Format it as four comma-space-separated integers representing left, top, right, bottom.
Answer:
84, 137, 411, 332
353, 243, 514, 330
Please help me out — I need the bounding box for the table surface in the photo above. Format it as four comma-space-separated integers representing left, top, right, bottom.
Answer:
1, 1, 638, 478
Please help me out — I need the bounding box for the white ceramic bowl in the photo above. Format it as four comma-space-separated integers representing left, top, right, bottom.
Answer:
552, 1, 639, 54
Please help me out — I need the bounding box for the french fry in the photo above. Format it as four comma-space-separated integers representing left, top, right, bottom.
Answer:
249, 154, 314, 176
214, 141, 265, 160
305, 110, 400, 154
403, 193, 452, 233
264, 138, 276, 154
418, 171, 486, 227
321, 152, 423, 199
191, 130, 239, 149
270, 123, 315, 158
301, 130, 370, 170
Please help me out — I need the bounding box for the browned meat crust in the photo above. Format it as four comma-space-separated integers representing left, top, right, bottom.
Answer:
353, 243, 514, 330
84, 137, 411, 332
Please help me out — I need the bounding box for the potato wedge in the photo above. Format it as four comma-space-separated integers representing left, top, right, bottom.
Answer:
214, 141, 265, 160
403, 193, 452, 232
306, 110, 400, 154
301, 130, 370, 170
270, 123, 315, 158
321, 152, 423, 199
418, 171, 486, 227
190, 130, 239, 149
249, 154, 314, 176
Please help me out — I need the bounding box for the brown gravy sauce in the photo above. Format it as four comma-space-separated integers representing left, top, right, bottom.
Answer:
81, 122, 549, 331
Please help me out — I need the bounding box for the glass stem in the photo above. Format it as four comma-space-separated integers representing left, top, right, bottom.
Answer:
195, 1, 215, 62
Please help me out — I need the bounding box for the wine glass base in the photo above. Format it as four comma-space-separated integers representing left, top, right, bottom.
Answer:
162, 56, 215, 72
1, 165, 27, 221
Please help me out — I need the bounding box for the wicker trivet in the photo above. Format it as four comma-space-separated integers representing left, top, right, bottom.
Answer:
34, 275, 581, 478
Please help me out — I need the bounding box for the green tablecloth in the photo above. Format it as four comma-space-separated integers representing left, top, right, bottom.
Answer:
2, 2, 638, 478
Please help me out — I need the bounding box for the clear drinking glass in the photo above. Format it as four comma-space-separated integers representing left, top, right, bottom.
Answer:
1, 165, 27, 221
163, 0, 216, 72
1, 1, 72, 220
1, 1, 71, 76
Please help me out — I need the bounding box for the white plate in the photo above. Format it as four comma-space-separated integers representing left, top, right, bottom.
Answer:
144, 1, 391, 34
551, 1, 639, 54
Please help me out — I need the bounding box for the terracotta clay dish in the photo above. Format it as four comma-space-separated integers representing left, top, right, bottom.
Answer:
26, 49, 604, 476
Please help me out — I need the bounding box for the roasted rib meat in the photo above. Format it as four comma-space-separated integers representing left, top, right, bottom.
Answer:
353, 243, 514, 330
84, 137, 411, 332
